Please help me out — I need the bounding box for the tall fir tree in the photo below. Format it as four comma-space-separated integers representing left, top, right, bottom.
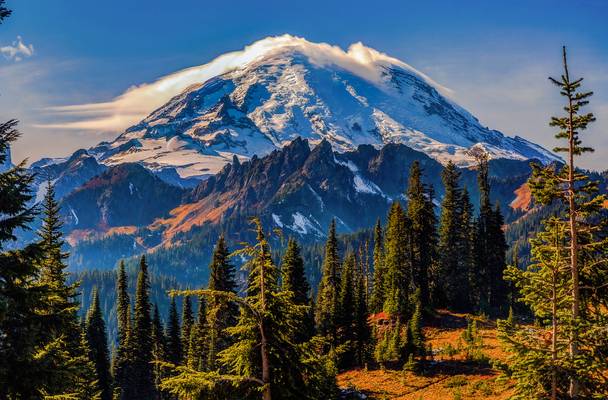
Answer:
501, 47, 608, 398
114, 260, 132, 398
353, 253, 371, 367
206, 235, 238, 371
369, 219, 386, 313
181, 295, 194, 365
471, 149, 508, 313
315, 219, 341, 345
166, 296, 182, 365
85, 289, 113, 400
405, 161, 436, 307
438, 161, 469, 310
151, 304, 167, 399
35, 182, 100, 396
0, 119, 46, 398
337, 253, 356, 367
130, 256, 156, 399
281, 238, 314, 342
382, 202, 412, 320
187, 297, 208, 371
459, 187, 477, 309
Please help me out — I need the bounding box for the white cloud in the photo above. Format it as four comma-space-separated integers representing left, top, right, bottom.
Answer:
36, 34, 454, 132
1, 36, 34, 62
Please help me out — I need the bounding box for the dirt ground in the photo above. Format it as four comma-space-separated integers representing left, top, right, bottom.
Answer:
337, 310, 515, 399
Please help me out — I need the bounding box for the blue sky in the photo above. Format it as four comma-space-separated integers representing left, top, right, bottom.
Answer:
1, 0, 607, 169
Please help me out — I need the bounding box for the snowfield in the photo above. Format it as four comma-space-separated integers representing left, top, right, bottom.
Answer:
39, 35, 560, 183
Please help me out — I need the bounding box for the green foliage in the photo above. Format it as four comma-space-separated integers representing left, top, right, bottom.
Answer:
85, 289, 113, 400
281, 238, 314, 343
315, 219, 341, 344
166, 296, 182, 365
162, 219, 337, 399
128, 256, 156, 399
499, 47, 608, 399
206, 235, 238, 371
405, 161, 437, 307
382, 202, 411, 319
369, 219, 385, 313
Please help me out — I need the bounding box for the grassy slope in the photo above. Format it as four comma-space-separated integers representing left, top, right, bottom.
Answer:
338, 311, 515, 399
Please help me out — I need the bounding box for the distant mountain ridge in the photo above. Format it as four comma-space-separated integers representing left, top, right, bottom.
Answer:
19, 36, 572, 275
62, 139, 540, 276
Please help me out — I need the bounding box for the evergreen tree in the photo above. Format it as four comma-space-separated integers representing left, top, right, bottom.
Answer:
471, 149, 508, 313
0, 119, 45, 398
499, 218, 571, 399
382, 202, 411, 320
281, 238, 314, 342
369, 219, 385, 313
405, 161, 436, 306
166, 296, 182, 365
408, 289, 425, 357
85, 289, 113, 400
501, 47, 608, 398
161, 219, 336, 399
35, 182, 100, 396
151, 304, 167, 398
206, 235, 238, 371
181, 295, 194, 364
337, 253, 356, 367
187, 297, 208, 371
130, 256, 155, 399
315, 219, 341, 345
460, 187, 477, 309
438, 161, 469, 310
114, 260, 132, 398
353, 253, 371, 367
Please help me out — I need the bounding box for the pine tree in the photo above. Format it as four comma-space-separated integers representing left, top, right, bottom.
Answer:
460, 187, 477, 309
382, 202, 411, 320
187, 297, 208, 371
166, 296, 182, 365
408, 289, 424, 357
499, 218, 571, 399
337, 253, 356, 367
438, 161, 469, 310
0, 119, 46, 398
316, 219, 341, 345
181, 295, 194, 365
405, 161, 436, 306
151, 304, 167, 398
501, 47, 608, 398
282, 238, 310, 306
85, 289, 113, 400
206, 235, 238, 371
130, 256, 155, 399
281, 238, 314, 342
370, 219, 385, 313
160, 219, 336, 399
471, 149, 507, 313
114, 260, 132, 398
353, 252, 371, 367
35, 182, 98, 396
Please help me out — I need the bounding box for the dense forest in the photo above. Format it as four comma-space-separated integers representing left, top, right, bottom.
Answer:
1, 3, 608, 399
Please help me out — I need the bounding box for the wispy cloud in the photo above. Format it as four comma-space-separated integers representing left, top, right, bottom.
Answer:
1, 36, 34, 62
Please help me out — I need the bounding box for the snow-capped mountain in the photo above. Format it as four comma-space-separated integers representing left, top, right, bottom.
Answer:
61, 35, 557, 182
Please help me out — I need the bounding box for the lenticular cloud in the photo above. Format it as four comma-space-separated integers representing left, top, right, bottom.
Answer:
38, 34, 452, 132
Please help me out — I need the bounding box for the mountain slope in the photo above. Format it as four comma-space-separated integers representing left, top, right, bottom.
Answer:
50, 35, 558, 184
